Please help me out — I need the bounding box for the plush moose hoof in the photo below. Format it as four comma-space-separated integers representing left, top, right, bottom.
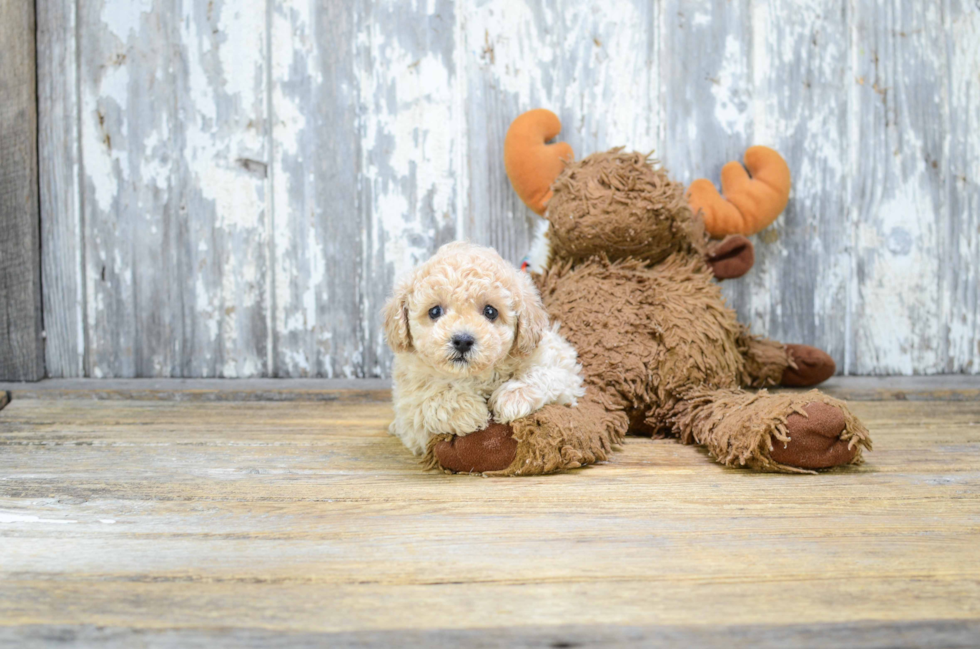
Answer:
782, 344, 836, 387
770, 402, 858, 469
433, 422, 517, 474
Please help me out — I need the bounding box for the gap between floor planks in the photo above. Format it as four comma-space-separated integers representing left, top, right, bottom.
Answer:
1, 375, 980, 404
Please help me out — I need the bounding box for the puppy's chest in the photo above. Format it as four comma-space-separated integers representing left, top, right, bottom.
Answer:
461, 370, 514, 398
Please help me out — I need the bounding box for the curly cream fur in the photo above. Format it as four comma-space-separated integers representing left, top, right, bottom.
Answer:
384, 242, 585, 455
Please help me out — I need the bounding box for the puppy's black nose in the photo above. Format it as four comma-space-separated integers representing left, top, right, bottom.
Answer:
451, 333, 475, 354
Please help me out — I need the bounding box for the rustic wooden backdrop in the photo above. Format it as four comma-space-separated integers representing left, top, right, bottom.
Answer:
35, 0, 979, 378
1, 0, 44, 381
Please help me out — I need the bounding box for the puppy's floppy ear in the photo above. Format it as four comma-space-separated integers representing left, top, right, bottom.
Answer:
511, 271, 549, 357
382, 278, 413, 353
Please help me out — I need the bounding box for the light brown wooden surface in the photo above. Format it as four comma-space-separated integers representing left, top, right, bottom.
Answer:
1, 387, 979, 646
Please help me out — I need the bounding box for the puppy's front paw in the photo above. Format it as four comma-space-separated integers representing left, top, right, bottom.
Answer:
490, 382, 540, 423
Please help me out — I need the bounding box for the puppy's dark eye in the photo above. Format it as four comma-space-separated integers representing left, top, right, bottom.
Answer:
428, 305, 443, 320
483, 305, 498, 321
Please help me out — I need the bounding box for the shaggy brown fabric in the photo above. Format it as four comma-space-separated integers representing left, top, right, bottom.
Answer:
772, 402, 860, 469
535, 253, 746, 411
545, 150, 705, 265
782, 344, 837, 387
706, 235, 754, 279
491, 393, 628, 476
424, 392, 627, 476
429, 147, 870, 476
671, 389, 871, 473
428, 422, 518, 474
738, 333, 792, 388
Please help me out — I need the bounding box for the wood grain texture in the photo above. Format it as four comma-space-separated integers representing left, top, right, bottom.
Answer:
77, 0, 173, 377
270, 0, 361, 378
849, 1, 948, 375
35, 0, 980, 377
174, 0, 272, 378
0, 394, 979, 643
74, 0, 272, 378
37, 0, 85, 378
946, 0, 980, 373
0, 0, 44, 382
3, 621, 980, 649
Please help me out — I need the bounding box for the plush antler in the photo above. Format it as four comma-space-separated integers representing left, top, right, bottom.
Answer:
504, 109, 574, 215
687, 147, 791, 237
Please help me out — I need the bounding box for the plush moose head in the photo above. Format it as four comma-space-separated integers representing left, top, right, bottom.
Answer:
542, 149, 704, 265
503, 109, 791, 278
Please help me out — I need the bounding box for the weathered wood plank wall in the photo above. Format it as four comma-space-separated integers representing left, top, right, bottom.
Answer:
0, 0, 44, 381
36, 0, 980, 378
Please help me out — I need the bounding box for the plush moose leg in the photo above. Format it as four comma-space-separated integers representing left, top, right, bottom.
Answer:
671, 388, 871, 473
425, 390, 628, 476
738, 335, 790, 387
738, 333, 838, 388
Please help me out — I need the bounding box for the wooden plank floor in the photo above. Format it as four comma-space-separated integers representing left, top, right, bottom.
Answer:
1, 380, 979, 647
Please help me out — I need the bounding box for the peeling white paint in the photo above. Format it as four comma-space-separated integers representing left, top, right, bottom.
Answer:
857, 181, 942, 374
946, 4, 980, 373
100, 0, 152, 42
82, 67, 129, 213
359, 11, 459, 279
849, 2, 950, 375
463, 1, 556, 103
39, 0, 980, 377
711, 35, 751, 139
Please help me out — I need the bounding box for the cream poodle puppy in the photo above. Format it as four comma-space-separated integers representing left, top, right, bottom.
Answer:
383, 241, 585, 455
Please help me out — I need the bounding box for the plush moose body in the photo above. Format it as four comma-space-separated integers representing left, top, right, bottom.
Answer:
426, 110, 871, 476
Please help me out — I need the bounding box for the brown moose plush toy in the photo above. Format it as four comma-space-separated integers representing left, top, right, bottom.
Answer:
427, 109, 871, 476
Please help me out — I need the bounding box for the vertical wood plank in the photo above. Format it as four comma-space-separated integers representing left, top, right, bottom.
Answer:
270, 0, 361, 377
849, 1, 948, 374
0, 0, 44, 381
78, 0, 177, 377
356, 0, 462, 376
38, 0, 85, 378
78, 0, 270, 377
945, 0, 980, 373
741, 0, 850, 364
174, 0, 271, 377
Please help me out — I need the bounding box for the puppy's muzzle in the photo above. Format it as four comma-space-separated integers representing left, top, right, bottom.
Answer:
450, 333, 476, 360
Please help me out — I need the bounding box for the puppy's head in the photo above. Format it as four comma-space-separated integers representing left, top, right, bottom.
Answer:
383, 242, 548, 376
